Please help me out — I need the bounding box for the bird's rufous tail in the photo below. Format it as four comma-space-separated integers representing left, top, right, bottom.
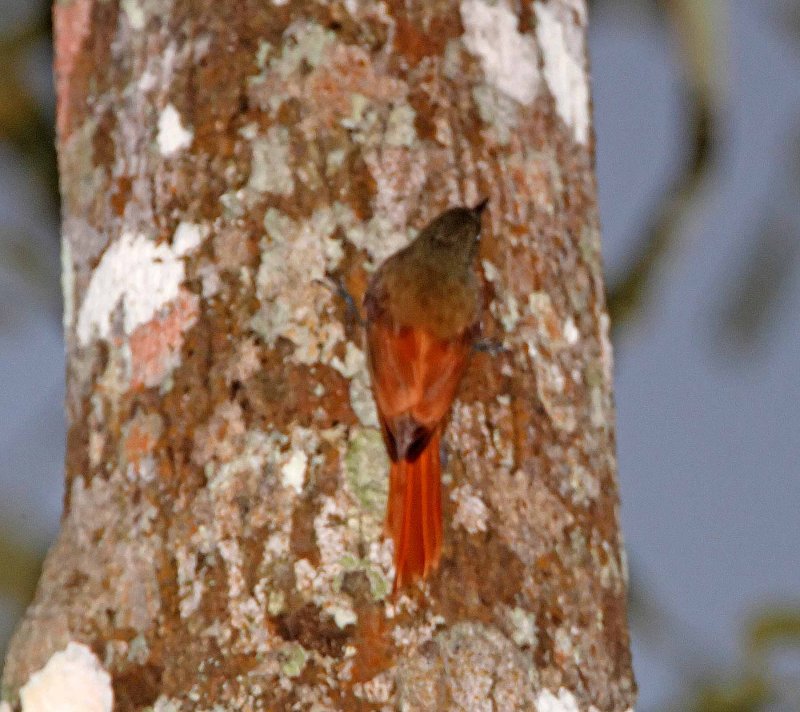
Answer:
386, 429, 442, 591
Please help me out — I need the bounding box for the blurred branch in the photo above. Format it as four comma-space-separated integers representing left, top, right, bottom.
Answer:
711, 120, 800, 355
627, 559, 713, 679
661, 603, 800, 712
745, 605, 800, 656
0, 224, 61, 301
714, 211, 799, 354
0, 5, 59, 221
684, 676, 772, 712
605, 83, 713, 328
604, 0, 720, 332
0, 528, 44, 607
0, 2, 62, 327
628, 563, 800, 711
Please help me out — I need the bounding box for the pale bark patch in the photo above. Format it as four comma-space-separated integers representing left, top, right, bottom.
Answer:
19, 644, 112, 712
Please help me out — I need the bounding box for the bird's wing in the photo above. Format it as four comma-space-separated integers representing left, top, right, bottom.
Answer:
365, 316, 472, 461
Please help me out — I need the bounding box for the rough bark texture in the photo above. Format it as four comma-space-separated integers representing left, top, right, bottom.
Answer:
3, 1, 635, 710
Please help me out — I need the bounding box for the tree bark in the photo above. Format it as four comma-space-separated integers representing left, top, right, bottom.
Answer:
3, 1, 635, 709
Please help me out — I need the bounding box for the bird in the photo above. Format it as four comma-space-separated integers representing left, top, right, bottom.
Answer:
363, 200, 487, 590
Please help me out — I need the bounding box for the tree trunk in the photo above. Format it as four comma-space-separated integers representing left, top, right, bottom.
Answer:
3, 1, 635, 709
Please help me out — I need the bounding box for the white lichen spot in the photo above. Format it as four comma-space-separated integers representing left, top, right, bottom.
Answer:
76, 231, 201, 346
567, 463, 600, 506
172, 221, 208, 255
175, 546, 205, 619
193, 34, 213, 63
451, 484, 489, 534
126, 635, 149, 666
509, 607, 538, 648
248, 126, 294, 195
460, 0, 541, 105
126, 455, 157, 484
353, 671, 394, 704
598, 312, 614, 384
349, 370, 380, 428
294, 558, 316, 594
326, 148, 346, 174
61, 238, 75, 329
535, 687, 582, 712
255, 40, 273, 69
528, 291, 552, 318
265, 530, 290, 559
270, 21, 335, 80
157, 103, 193, 156
340, 92, 371, 131
0, 702, 11, 712
534, 1, 590, 145
483, 260, 524, 335
224, 336, 261, 384
152, 698, 181, 712
391, 613, 444, 650
597, 539, 623, 590
314, 495, 351, 578
218, 189, 247, 218
268, 590, 286, 616
334, 199, 400, 263
563, 316, 580, 345
331, 605, 358, 629
525, 291, 573, 351
331, 341, 365, 380
553, 626, 574, 660
217, 538, 246, 599
499, 293, 521, 332
590, 385, 605, 428
385, 103, 417, 147
138, 69, 157, 91
481, 258, 500, 283
619, 538, 630, 586
121, 0, 145, 30
281, 450, 308, 494
534, 359, 575, 432
19, 642, 113, 712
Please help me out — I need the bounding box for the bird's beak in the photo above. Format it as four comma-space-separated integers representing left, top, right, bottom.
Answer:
473, 197, 489, 216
